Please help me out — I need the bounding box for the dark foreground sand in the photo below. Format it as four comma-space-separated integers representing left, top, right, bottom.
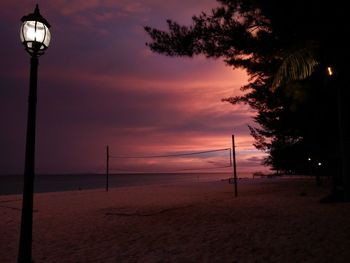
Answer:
1, 177, 350, 262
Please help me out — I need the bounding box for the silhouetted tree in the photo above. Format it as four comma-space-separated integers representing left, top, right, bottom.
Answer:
145, 0, 350, 200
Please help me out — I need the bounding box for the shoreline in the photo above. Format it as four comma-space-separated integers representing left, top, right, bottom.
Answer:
0, 172, 314, 196
0, 172, 248, 196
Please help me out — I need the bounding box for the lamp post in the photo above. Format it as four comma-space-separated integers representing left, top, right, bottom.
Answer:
307, 157, 312, 175
18, 5, 51, 263
326, 66, 347, 198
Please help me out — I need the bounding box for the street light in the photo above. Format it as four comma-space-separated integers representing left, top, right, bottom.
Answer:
307, 157, 312, 175
18, 5, 51, 263
327, 66, 333, 76
327, 65, 347, 198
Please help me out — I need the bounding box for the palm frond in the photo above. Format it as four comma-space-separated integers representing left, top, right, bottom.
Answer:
271, 48, 319, 91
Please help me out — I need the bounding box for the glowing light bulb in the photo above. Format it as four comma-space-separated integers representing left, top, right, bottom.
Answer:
327, 67, 333, 76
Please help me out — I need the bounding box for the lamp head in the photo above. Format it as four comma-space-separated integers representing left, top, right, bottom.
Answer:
327, 66, 333, 76
20, 4, 51, 56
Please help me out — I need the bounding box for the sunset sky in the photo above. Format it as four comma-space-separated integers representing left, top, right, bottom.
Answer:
0, 0, 268, 174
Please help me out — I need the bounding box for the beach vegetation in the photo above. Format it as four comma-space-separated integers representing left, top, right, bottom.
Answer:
145, 0, 350, 199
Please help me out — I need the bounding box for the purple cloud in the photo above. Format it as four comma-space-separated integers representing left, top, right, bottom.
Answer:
0, 1, 266, 174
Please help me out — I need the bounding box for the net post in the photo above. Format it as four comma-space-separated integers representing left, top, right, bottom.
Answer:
232, 133, 238, 197
106, 145, 109, 192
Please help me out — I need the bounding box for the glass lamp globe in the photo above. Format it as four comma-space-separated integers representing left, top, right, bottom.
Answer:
20, 5, 51, 56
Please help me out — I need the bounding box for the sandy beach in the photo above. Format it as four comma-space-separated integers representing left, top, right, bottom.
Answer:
1, 177, 350, 262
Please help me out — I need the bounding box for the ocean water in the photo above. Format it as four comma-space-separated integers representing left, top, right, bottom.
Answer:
0, 172, 253, 196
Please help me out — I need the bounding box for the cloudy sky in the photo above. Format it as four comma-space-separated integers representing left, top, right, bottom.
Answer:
0, 0, 268, 174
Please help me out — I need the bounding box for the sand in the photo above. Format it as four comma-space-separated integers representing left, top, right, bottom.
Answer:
1, 177, 350, 262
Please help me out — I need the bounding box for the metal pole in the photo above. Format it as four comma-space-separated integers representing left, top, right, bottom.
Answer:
18, 55, 38, 263
336, 79, 346, 197
106, 145, 109, 192
232, 133, 238, 197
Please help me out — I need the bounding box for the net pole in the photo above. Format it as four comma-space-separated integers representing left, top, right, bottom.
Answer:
232, 133, 238, 197
106, 145, 109, 192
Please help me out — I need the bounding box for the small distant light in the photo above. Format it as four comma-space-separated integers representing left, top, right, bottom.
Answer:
318, 162, 322, 166
327, 67, 333, 76
308, 158, 311, 161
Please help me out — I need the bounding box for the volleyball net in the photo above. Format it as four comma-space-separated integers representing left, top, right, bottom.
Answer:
107, 147, 232, 173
